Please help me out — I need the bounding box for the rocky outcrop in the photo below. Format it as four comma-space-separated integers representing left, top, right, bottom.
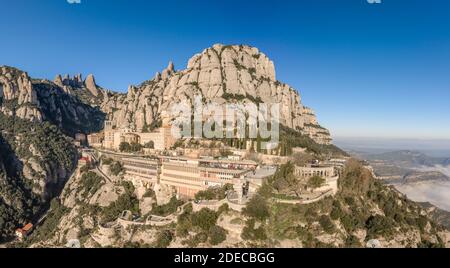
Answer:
0, 66, 42, 122
54, 74, 64, 87
0, 112, 78, 240
99, 44, 332, 144
1, 45, 332, 145
85, 74, 100, 97
0, 66, 106, 136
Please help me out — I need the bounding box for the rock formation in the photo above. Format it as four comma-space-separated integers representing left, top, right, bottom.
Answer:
0, 66, 106, 135
1, 44, 332, 144
0, 66, 42, 122
54, 74, 63, 87
99, 44, 332, 144
85, 74, 100, 96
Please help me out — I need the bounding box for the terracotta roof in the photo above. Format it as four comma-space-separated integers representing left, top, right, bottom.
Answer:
23, 223, 33, 231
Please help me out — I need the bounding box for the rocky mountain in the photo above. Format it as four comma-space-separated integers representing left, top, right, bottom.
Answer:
0, 66, 106, 136
0, 45, 337, 242
0, 66, 107, 242
98, 44, 332, 145
0, 113, 78, 241
419, 202, 450, 230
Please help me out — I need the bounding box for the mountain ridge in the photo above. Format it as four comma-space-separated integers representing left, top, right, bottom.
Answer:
96, 44, 333, 145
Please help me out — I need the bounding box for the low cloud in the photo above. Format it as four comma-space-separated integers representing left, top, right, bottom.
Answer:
415, 165, 450, 177
395, 181, 450, 211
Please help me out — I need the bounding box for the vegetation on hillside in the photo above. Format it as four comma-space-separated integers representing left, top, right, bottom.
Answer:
119, 142, 143, 153
239, 159, 447, 248
194, 184, 234, 201
33, 81, 106, 136
0, 113, 78, 242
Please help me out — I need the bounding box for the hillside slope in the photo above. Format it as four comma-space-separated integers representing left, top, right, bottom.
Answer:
21, 160, 450, 248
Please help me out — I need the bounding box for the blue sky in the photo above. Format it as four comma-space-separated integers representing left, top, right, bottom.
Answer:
2, 0, 450, 139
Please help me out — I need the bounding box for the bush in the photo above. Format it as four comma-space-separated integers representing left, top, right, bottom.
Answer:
243, 195, 270, 221
365, 215, 394, 238
195, 232, 209, 244
191, 208, 218, 231
144, 141, 154, 149
151, 197, 184, 217
143, 189, 155, 198
209, 226, 228, 245
101, 191, 140, 223
319, 215, 335, 234
81, 172, 104, 198
218, 203, 229, 215
110, 161, 123, 176
119, 142, 143, 153
241, 219, 267, 241
330, 201, 343, 220
102, 157, 113, 165
345, 235, 362, 248
195, 184, 233, 201
155, 230, 173, 248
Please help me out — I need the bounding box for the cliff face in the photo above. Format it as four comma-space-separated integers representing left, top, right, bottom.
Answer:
0, 67, 106, 241
0, 66, 106, 136
0, 45, 332, 144
0, 66, 42, 122
0, 113, 78, 241
99, 44, 332, 145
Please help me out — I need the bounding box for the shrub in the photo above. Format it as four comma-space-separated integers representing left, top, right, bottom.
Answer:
241, 219, 267, 241
102, 157, 113, 165
195, 184, 233, 201
194, 232, 208, 244
143, 189, 155, 198
319, 215, 335, 234
101, 192, 140, 223
243, 195, 270, 221
345, 235, 362, 248
365, 215, 394, 238
151, 197, 184, 217
119, 142, 143, 153
155, 230, 173, 248
81, 172, 104, 198
144, 141, 154, 149
110, 161, 123, 176
191, 208, 218, 231
218, 203, 229, 215
209, 226, 228, 245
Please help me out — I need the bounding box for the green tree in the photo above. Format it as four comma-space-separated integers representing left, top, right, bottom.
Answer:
319, 215, 335, 234
243, 195, 270, 221
209, 226, 228, 245
191, 208, 218, 231
110, 161, 123, 176
119, 142, 131, 152
155, 230, 173, 248
144, 141, 154, 149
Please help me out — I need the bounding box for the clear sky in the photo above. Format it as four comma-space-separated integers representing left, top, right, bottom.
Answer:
2, 0, 450, 140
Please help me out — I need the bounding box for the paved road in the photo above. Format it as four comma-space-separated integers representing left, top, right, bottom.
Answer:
85, 151, 113, 183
